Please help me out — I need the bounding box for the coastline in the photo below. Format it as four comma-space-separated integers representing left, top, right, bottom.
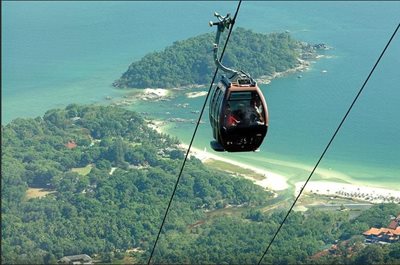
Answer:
149, 119, 400, 204
111, 45, 325, 108
146, 121, 290, 191
111, 88, 172, 107
181, 144, 289, 191
295, 181, 400, 204
255, 58, 311, 85
254, 41, 331, 85
192, 144, 400, 204
186, 91, 208, 98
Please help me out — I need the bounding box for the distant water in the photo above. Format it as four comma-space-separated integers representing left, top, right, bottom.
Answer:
3, 2, 400, 188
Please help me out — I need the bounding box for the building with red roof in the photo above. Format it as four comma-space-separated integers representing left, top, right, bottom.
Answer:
65, 140, 77, 149
363, 214, 400, 243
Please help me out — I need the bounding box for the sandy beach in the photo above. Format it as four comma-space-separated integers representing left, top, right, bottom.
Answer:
142, 88, 170, 100
148, 119, 399, 204
295, 181, 400, 204
186, 91, 208, 98
183, 145, 400, 204
181, 144, 289, 191
146, 119, 287, 190
147, 120, 167, 133
111, 88, 171, 106
255, 58, 311, 84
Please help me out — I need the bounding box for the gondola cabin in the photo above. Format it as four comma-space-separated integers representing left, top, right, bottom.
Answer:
209, 74, 268, 152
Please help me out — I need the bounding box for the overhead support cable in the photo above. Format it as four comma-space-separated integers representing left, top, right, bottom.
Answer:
257, 22, 400, 265
146, 1, 242, 264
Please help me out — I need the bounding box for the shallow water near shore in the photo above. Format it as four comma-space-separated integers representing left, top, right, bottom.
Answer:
3, 2, 400, 189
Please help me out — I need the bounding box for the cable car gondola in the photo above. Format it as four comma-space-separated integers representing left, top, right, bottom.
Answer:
209, 12, 269, 152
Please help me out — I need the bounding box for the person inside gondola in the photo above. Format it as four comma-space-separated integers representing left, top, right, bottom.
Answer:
225, 104, 240, 127
243, 99, 263, 125
253, 99, 264, 124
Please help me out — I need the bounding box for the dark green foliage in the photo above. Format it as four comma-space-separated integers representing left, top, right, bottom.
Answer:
355, 203, 399, 228
314, 241, 400, 265
355, 244, 385, 265
309, 204, 400, 265
2, 104, 399, 264
114, 28, 303, 88
339, 203, 399, 241
1, 104, 270, 264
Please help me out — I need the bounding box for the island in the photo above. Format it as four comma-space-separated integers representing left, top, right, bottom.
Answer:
113, 28, 327, 89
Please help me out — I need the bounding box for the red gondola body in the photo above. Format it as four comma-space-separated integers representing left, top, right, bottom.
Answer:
209, 75, 268, 152
209, 12, 269, 152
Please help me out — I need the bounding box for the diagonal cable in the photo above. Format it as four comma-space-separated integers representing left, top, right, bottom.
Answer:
257, 22, 400, 265
147, 1, 242, 264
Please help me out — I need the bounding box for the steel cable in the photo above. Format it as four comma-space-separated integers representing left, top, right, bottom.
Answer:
257, 22, 400, 265
147, 1, 242, 264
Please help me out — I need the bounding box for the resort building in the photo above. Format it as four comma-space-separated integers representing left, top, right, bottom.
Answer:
388, 214, 400, 229
58, 254, 92, 264
363, 214, 400, 244
65, 140, 77, 149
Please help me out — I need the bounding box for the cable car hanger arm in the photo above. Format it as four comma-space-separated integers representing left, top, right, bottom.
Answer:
209, 12, 238, 76
209, 12, 256, 86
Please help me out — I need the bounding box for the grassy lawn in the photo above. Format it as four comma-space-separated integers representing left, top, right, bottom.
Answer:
25, 188, 55, 199
297, 193, 354, 206
205, 206, 250, 219
205, 159, 265, 181
296, 193, 374, 218
111, 255, 136, 264
71, 164, 93, 176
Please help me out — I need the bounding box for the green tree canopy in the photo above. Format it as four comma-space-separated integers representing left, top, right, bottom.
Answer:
114, 28, 309, 88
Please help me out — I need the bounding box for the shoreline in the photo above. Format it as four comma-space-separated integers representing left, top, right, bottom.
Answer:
255, 58, 311, 85
146, 118, 290, 191
111, 88, 172, 107
295, 181, 400, 204
149, 119, 400, 204
185, 91, 208, 98
180, 144, 290, 191
111, 50, 323, 108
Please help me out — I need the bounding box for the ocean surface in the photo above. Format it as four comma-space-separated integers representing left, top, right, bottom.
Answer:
3, 1, 400, 189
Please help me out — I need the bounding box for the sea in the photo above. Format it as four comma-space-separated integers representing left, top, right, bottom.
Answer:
3, 1, 400, 189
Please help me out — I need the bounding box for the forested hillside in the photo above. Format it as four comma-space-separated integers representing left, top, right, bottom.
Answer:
113, 28, 307, 88
1, 104, 271, 264
2, 105, 399, 264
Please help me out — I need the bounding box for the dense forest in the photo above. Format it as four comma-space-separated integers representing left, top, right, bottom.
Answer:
113, 28, 312, 89
1, 104, 271, 264
2, 105, 399, 264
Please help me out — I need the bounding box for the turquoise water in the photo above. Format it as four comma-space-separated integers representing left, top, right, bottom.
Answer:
3, 2, 400, 188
